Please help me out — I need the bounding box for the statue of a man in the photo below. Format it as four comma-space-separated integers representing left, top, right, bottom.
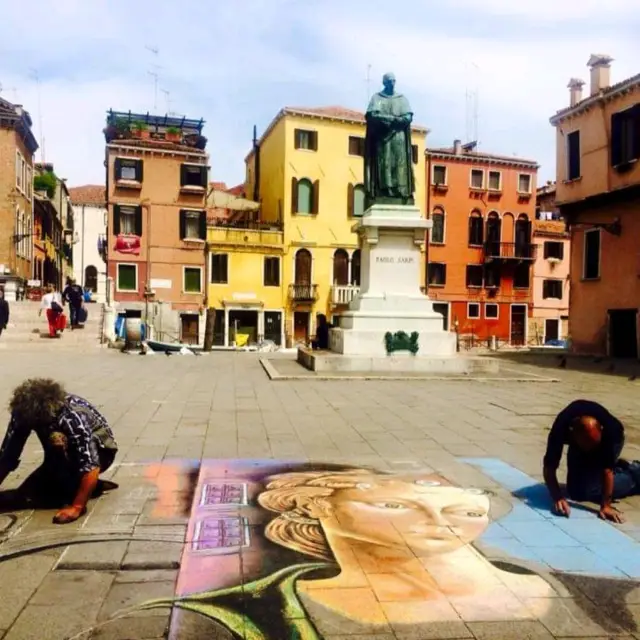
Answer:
364, 72, 415, 209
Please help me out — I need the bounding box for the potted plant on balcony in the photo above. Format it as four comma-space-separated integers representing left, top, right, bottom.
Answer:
165, 126, 181, 143
131, 120, 150, 140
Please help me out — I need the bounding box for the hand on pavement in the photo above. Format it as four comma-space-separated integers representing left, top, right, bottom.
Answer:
598, 505, 624, 523
53, 505, 86, 524
553, 498, 571, 517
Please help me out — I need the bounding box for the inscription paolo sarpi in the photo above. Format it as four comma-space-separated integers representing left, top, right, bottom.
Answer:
375, 255, 415, 264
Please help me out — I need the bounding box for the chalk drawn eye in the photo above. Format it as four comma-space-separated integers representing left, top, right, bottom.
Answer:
374, 502, 406, 510
465, 488, 486, 495
466, 511, 485, 518
415, 480, 441, 487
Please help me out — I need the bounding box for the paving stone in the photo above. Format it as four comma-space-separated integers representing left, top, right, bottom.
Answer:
97, 580, 177, 621
29, 570, 114, 606
467, 620, 554, 639
114, 569, 178, 584
122, 540, 183, 570
57, 541, 130, 570
89, 616, 169, 639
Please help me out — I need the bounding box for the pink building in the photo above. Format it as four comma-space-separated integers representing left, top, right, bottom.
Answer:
530, 218, 570, 344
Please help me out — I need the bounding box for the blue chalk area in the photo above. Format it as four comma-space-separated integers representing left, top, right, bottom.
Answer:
461, 457, 640, 579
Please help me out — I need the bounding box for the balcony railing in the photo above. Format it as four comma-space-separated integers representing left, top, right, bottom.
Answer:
289, 283, 318, 302
331, 284, 360, 305
484, 242, 537, 262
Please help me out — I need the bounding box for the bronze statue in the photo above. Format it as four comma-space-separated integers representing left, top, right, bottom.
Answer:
364, 72, 415, 209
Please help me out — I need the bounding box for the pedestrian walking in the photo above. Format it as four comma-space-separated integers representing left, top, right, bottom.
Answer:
63, 277, 84, 329
0, 288, 8, 338
0, 378, 119, 524
39, 284, 65, 338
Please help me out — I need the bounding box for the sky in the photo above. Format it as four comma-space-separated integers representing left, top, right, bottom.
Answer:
0, 0, 638, 190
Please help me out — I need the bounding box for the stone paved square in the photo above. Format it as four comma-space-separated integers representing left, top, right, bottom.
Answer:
0, 350, 639, 639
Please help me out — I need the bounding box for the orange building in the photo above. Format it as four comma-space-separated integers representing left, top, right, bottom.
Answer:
425, 140, 539, 346
550, 55, 640, 358
104, 110, 209, 345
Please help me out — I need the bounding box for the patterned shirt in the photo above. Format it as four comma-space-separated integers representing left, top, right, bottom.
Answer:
0, 394, 118, 475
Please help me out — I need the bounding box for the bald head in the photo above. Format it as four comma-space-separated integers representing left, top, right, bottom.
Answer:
571, 416, 602, 451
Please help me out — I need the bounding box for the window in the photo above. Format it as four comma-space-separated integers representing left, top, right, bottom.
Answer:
117, 264, 137, 291
21, 158, 26, 194
468, 212, 483, 246
15, 151, 22, 191
351, 249, 361, 286
488, 171, 501, 191
543, 241, 564, 260
545, 318, 560, 342
210, 253, 228, 284
333, 249, 349, 285
542, 279, 563, 299
430, 208, 445, 244
611, 106, 640, 167
411, 145, 419, 164
348, 183, 366, 217
583, 229, 600, 279
484, 264, 501, 289
294, 129, 318, 151
467, 303, 480, 319
485, 303, 499, 319
514, 263, 530, 289
292, 178, 318, 215
113, 205, 142, 236
470, 169, 484, 189
84, 265, 98, 292
466, 264, 483, 288
427, 262, 446, 286
180, 163, 207, 188
115, 158, 143, 182
179, 209, 206, 240
348, 136, 365, 157
26, 167, 32, 200
567, 131, 581, 180
432, 165, 447, 186
518, 173, 532, 194
183, 267, 202, 293
264, 256, 280, 287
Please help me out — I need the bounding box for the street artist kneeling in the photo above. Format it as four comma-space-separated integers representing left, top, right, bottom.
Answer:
0, 378, 118, 524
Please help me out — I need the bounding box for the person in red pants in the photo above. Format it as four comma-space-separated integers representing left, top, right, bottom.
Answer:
39, 284, 64, 338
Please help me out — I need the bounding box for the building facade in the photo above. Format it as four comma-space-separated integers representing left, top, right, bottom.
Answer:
104, 110, 209, 344
550, 55, 640, 357
530, 219, 570, 344
239, 106, 427, 346
68, 185, 107, 302
425, 141, 539, 347
0, 97, 38, 300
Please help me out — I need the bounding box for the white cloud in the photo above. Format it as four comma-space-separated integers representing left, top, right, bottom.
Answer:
0, 0, 637, 187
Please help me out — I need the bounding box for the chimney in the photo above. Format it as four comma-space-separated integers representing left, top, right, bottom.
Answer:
453, 139, 462, 155
567, 78, 585, 107
587, 54, 613, 96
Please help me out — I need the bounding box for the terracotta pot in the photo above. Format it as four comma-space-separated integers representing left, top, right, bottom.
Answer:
166, 132, 181, 142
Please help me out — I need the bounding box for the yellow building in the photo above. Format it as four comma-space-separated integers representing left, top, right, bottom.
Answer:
208, 106, 427, 347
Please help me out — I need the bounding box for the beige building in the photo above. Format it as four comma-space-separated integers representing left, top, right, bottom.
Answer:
550, 54, 640, 357
0, 97, 38, 300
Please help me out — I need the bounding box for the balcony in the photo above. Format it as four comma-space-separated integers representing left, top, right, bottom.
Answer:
483, 242, 537, 263
289, 283, 318, 302
208, 223, 283, 248
331, 284, 360, 306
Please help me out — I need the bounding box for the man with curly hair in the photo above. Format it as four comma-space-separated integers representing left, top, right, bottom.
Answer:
0, 378, 119, 524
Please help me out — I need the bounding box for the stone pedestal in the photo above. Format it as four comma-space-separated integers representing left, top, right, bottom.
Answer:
329, 204, 456, 358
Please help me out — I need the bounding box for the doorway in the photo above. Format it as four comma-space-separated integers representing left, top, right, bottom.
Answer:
229, 310, 259, 347
510, 304, 527, 346
264, 311, 283, 346
293, 311, 310, 344
433, 303, 449, 331
544, 318, 559, 343
608, 309, 638, 358
180, 314, 200, 345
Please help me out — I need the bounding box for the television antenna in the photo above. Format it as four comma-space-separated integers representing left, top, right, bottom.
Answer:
145, 45, 161, 111
465, 61, 480, 146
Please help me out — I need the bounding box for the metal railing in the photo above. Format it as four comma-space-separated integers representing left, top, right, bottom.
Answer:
484, 242, 537, 261
289, 283, 318, 302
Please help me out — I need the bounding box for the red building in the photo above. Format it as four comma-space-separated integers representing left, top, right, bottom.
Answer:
425, 141, 539, 347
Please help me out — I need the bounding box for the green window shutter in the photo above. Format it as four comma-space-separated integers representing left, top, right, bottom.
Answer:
291, 178, 298, 214
136, 160, 144, 182
134, 206, 143, 236
199, 210, 207, 240
312, 180, 320, 214
179, 210, 186, 239
347, 183, 354, 217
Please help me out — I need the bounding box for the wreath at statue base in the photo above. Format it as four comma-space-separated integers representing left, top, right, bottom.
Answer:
384, 331, 419, 355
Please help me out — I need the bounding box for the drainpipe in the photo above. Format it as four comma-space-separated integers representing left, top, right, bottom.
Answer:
425, 152, 432, 296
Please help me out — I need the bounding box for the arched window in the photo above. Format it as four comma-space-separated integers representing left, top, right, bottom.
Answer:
351, 249, 361, 286
333, 249, 349, 285
515, 213, 532, 258
85, 265, 98, 292
294, 248, 312, 285
292, 178, 317, 215
348, 184, 366, 217
430, 207, 445, 244
468, 210, 483, 246
485, 212, 501, 257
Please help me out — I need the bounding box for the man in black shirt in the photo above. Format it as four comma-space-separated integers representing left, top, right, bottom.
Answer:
62, 277, 84, 329
543, 399, 640, 523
